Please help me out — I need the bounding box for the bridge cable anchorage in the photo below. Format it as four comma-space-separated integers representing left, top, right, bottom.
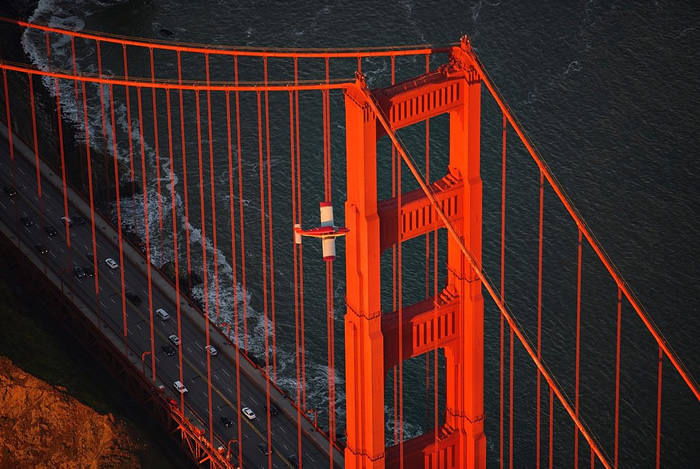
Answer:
464, 48, 700, 402
356, 80, 615, 469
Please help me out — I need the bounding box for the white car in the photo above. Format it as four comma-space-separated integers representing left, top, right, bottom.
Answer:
156, 308, 170, 321
168, 334, 181, 346
205, 345, 218, 356
174, 380, 188, 394
105, 257, 119, 269
242, 406, 256, 420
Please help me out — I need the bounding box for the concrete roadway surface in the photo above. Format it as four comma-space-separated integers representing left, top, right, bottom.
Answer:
0, 129, 341, 469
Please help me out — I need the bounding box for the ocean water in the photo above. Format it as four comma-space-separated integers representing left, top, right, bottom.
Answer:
15, 0, 700, 466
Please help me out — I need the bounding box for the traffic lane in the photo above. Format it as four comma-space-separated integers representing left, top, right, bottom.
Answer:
0, 185, 311, 469
1, 159, 323, 467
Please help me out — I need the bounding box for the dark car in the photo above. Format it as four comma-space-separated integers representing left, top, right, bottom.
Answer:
84, 265, 94, 277
125, 291, 141, 306
73, 266, 86, 279
35, 243, 48, 255
20, 215, 32, 227
72, 214, 86, 225
287, 454, 299, 468
87, 253, 94, 262
264, 404, 279, 416
219, 416, 233, 427
161, 345, 176, 356
257, 443, 269, 456
44, 225, 58, 237
3, 185, 17, 197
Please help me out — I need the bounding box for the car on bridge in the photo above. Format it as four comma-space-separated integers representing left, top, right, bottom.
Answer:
35, 243, 48, 255
173, 380, 188, 394
257, 443, 269, 456
168, 334, 180, 346
45, 225, 58, 237
156, 308, 170, 321
72, 214, 85, 225
83, 265, 94, 277
264, 403, 279, 416
288, 454, 299, 468
219, 416, 233, 427
3, 186, 17, 197
60, 216, 73, 226
242, 406, 256, 420
205, 345, 218, 356
105, 257, 118, 269
73, 266, 86, 279
125, 291, 141, 306
20, 215, 32, 227
161, 345, 176, 356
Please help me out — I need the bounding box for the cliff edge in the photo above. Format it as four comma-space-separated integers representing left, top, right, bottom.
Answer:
0, 356, 145, 468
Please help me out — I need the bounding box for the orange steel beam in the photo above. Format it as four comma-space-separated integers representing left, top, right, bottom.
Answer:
462, 42, 700, 403
0, 16, 452, 58
0, 61, 352, 91
358, 62, 615, 468
344, 40, 486, 469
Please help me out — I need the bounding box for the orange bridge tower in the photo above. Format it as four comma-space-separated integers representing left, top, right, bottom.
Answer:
343, 39, 485, 469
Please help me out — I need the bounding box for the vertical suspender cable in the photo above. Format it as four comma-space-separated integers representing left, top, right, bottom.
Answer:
297, 74, 307, 414
424, 52, 432, 433
575, 229, 583, 469
324, 56, 337, 457
2, 69, 20, 246
108, 84, 129, 353
656, 347, 663, 469
165, 86, 186, 416
537, 171, 544, 467
263, 57, 278, 382
70, 37, 84, 188
136, 87, 157, 382
96, 40, 111, 207
391, 55, 399, 446
177, 51, 193, 298
234, 56, 249, 354
256, 89, 274, 468
288, 86, 303, 468
204, 55, 220, 448
205, 55, 222, 325
80, 80, 101, 319
499, 113, 506, 469
28, 76, 49, 277
122, 44, 137, 233
549, 386, 554, 469
49, 67, 71, 278
224, 86, 244, 468
614, 288, 622, 469
233, 55, 247, 462
397, 118, 404, 469
195, 88, 215, 444
149, 48, 163, 235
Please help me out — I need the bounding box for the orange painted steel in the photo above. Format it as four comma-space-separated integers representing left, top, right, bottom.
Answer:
343, 40, 485, 469
361, 40, 613, 468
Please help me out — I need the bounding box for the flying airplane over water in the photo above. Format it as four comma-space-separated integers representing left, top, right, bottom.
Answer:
294, 202, 349, 261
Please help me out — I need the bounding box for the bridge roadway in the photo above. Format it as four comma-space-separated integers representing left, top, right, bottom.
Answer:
0, 124, 342, 469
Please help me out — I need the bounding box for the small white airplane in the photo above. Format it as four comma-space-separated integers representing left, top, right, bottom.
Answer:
294, 202, 349, 261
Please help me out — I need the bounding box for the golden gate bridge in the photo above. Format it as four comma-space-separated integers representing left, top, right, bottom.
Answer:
0, 16, 697, 469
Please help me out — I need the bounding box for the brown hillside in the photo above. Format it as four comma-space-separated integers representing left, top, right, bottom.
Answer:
0, 356, 145, 468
